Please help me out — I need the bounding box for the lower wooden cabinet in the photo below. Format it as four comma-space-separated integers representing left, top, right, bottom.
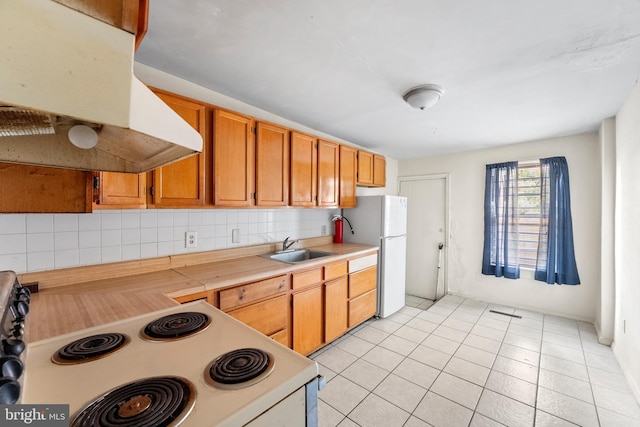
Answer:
292, 285, 324, 355
214, 274, 291, 347
187, 252, 377, 356
324, 276, 348, 342
226, 294, 289, 347
349, 289, 377, 328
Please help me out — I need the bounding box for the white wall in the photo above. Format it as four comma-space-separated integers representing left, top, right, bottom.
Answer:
613, 79, 640, 399
399, 134, 601, 321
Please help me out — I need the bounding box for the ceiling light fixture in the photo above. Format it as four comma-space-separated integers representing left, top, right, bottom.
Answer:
403, 84, 445, 110
68, 124, 98, 149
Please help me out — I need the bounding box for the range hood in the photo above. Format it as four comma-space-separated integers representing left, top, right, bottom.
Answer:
0, 0, 202, 173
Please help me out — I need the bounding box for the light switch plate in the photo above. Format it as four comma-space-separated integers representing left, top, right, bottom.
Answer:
232, 229, 240, 243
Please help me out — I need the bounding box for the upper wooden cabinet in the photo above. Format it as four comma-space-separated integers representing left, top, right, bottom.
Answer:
373, 154, 386, 187
150, 90, 209, 208
255, 122, 290, 207
290, 132, 318, 207
357, 150, 374, 186
0, 163, 92, 213
357, 150, 386, 188
213, 109, 255, 207
317, 140, 339, 207
339, 145, 357, 208
93, 172, 146, 209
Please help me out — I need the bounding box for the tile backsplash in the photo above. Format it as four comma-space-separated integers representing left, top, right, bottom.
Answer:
0, 208, 339, 274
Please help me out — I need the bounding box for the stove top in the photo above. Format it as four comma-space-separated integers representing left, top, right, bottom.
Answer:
23, 301, 318, 427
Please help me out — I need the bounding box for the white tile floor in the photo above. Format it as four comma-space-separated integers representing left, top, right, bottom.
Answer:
310, 295, 640, 427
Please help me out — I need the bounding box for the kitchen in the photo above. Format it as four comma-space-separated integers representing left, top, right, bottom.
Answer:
1, 0, 640, 426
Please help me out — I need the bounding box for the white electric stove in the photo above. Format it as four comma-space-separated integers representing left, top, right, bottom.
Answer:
22, 300, 320, 426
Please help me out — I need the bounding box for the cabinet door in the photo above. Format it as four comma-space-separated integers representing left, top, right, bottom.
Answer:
357, 150, 374, 186
226, 294, 289, 338
151, 91, 208, 207
325, 276, 348, 342
349, 289, 377, 328
214, 109, 255, 206
373, 154, 386, 187
292, 286, 324, 355
317, 139, 339, 207
256, 122, 289, 206
93, 172, 146, 209
339, 145, 357, 208
290, 131, 317, 207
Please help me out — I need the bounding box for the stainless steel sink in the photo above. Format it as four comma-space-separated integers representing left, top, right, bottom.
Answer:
262, 249, 335, 264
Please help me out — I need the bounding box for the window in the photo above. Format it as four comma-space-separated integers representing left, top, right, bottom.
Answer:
516, 161, 540, 270
482, 157, 580, 285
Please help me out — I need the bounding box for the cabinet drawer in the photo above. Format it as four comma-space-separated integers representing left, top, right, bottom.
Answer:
349, 266, 377, 298
348, 289, 377, 327
324, 261, 347, 281
269, 329, 289, 347
348, 253, 378, 273
219, 275, 289, 310
292, 268, 323, 290
226, 294, 288, 337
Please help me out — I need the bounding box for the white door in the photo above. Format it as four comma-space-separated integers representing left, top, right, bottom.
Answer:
399, 176, 447, 300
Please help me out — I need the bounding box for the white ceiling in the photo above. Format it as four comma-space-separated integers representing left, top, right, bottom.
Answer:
135, 0, 640, 159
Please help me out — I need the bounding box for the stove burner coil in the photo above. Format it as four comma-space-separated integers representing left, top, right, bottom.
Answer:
206, 348, 274, 390
140, 312, 211, 341
71, 376, 195, 427
52, 333, 130, 365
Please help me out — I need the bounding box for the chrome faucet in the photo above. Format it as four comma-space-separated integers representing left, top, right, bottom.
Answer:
282, 236, 299, 251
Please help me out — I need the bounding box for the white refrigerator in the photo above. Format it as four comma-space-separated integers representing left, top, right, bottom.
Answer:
344, 195, 407, 318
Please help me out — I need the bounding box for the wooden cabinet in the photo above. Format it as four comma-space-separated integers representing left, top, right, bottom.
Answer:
339, 145, 357, 208
0, 163, 92, 213
292, 282, 324, 355
357, 150, 386, 188
317, 139, 339, 207
150, 90, 209, 207
215, 274, 290, 347
227, 295, 290, 346
290, 135, 339, 208
373, 154, 386, 187
325, 275, 348, 342
255, 122, 289, 206
218, 275, 288, 310
93, 172, 146, 209
347, 254, 378, 327
176, 251, 377, 355
290, 131, 317, 207
357, 150, 374, 186
213, 109, 255, 207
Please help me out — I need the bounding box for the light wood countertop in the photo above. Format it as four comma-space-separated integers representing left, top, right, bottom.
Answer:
27, 242, 377, 341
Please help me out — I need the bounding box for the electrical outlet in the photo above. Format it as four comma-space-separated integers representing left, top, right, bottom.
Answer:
232, 229, 240, 243
185, 231, 197, 248
321, 225, 327, 236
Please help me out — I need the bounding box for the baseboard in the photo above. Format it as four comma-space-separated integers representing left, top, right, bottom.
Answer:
594, 321, 613, 345
611, 342, 640, 405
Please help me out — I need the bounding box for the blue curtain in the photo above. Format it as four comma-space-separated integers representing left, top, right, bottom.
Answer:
535, 157, 580, 285
482, 161, 520, 279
